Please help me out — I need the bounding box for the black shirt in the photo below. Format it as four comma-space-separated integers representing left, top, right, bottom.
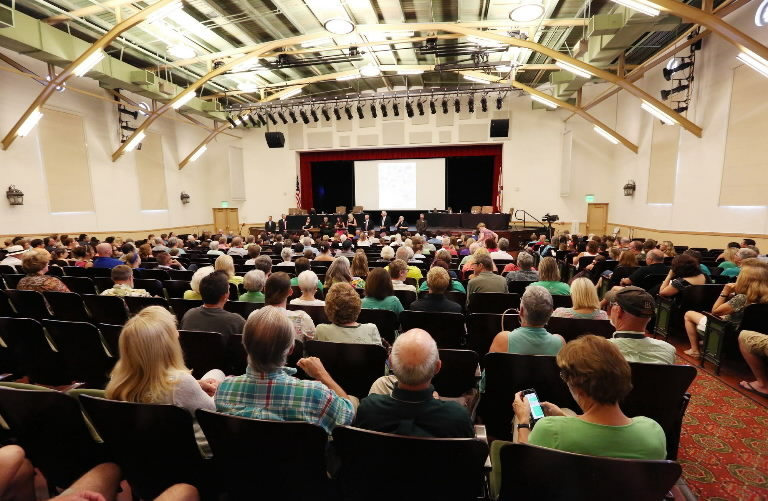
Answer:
627, 263, 669, 286
354, 385, 475, 438
409, 294, 462, 314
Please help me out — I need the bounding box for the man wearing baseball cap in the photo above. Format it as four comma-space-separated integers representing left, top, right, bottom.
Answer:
605, 286, 676, 364
0, 245, 27, 268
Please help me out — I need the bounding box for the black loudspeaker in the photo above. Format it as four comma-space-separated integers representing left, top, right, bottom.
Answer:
265, 132, 285, 148
490, 119, 509, 138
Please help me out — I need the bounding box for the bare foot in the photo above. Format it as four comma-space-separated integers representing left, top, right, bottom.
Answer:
739, 380, 768, 397
683, 348, 701, 357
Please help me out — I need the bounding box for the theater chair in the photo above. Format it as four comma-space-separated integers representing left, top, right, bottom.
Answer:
546, 317, 615, 342
399, 311, 465, 348
42, 320, 116, 388
44, 291, 91, 322
0, 317, 72, 386
701, 303, 768, 374
2, 289, 52, 320
178, 330, 228, 380
467, 292, 521, 314
654, 284, 724, 340
465, 313, 521, 362
305, 340, 387, 398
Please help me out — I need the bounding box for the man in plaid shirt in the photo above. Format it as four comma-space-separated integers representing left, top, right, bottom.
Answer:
215, 306, 356, 433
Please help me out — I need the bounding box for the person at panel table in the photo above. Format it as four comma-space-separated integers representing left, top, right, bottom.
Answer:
395, 215, 408, 234
415, 213, 428, 234
265, 216, 277, 234
302, 216, 312, 231
379, 211, 392, 231
346, 213, 357, 234
361, 214, 373, 232
319, 216, 332, 237
277, 214, 287, 235
334, 216, 346, 236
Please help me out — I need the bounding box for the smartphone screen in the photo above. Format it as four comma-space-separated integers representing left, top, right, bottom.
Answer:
524, 392, 545, 422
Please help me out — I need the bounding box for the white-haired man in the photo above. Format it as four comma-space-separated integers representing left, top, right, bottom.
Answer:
355, 329, 474, 438
227, 236, 248, 257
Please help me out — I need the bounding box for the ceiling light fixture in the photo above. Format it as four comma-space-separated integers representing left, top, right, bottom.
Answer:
17, 109, 43, 137
356, 104, 364, 119
531, 93, 558, 109
288, 109, 298, 123
267, 112, 278, 125
333, 106, 342, 120
370, 102, 378, 118
168, 44, 196, 59
509, 1, 545, 23
737, 50, 768, 78
609, 0, 660, 17
392, 102, 400, 117
495, 65, 513, 72
757, 0, 768, 26
467, 36, 505, 48
323, 18, 355, 35
442, 98, 449, 114
336, 74, 361, 81
360, 64, 381, 77
301, 38, 333, 48
189, 145, 207, 162
147, 0, 183, 24
322, 107, 331, 121
277, 110, 288, 124
73, 51, 105, 77
480, 96, 488, 112
405, 100, 414, 118
227, 116, 239, 128
416, 100, 424, 116
660, 84, 690, 101
467, 95, 475, 113
454, 97, 461, 113
593, 126, 619, 145
429, 99, 436, 114
310, 108, 319, 122
555, 60, 593, 79
256, 112, 267, 126
397, 69, 424, 75
280, 88, 303, 100
171, 91, 195, 110
663, 59, 693, 80
345, 105, 354, 120
300, 109, 310, 124
237, 82, 259, 92
232, 60, 263, 73
463, 74, 495, 84
380, 102, 388, 118
641, 101, 677, 125
124, 131, 145, 152
496, 95, 504, 110
248, 114, 258, 127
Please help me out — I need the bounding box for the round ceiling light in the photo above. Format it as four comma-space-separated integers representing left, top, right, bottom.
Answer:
360, 64, 381, 77
509, 1, 545, 23
168, 43, 196, 59
323, 18, 355, 35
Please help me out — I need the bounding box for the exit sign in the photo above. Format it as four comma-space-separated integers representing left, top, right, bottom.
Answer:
221, 201, 229, 208
585, 195, 595, 202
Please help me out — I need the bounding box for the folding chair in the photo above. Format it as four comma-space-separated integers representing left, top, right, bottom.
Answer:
168, 298, 203, 323
546, 317, 615, 342
393, 289, 417, 309
0, 317, 71, 386
133, 278, 164, 297
164, 280, 192, 299
223, 300, 262, 319
60, 276, 98, 295
357, 308, 398, 344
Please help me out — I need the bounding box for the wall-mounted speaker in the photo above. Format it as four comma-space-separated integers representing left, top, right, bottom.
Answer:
490, 119, 509, 138
265, 131, 285, 148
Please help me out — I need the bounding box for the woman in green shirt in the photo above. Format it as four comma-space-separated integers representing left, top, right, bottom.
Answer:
239, 269, 265, 303
530, 257, 570, 295
361, 268, 404, 317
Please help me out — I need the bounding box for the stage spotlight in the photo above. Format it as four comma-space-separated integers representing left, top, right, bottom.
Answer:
660, 83, 690, 101
120, 123, 138, 132
256, 112, 267, 126
300, 108, 310, 124
496, 95, 503, 110
322, 107, 331, 121
380, 102, 388, 118
227, 115, 238, 128
429, 99, 437, 114
277, 110, 288, 124
238, 114, 249, 127
468, 95, 475, 113
119, 107, 139, 120
392, 102, 400, 117
416, 100, 424, 116
370, 102, 378, 118
310, 107, 319, 122
454, 97, 460, 113
441, 97, 448, 114
481, 95, 488, 112
333, 106, 342, 120
405, 100, 414, 118
345, 105, 353, 120
663, 59, 693, 81
267, 111, 278, 125
288, 109, 298, 123
356, 104, 364, 119
248, 113, 258, 127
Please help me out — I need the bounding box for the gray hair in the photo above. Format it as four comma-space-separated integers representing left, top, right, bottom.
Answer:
209, 240, 220, 250
231, 236, 243, 247
243, 306, 294, 372
737, 248, 758, 261
517, 251, 534, 270
498, 238, 509, 251
297, 270, 319, 291
167, 237, 178, 248
302, 237, 312, 246
396, 245, 413, 261
391, 329, 439, 386
190, 266, 215, 293
281, 247, 293, 262
243, 269, 266, 292
646, 249, 665, 263
154, 238, 164, 246
380, 246, 395, 260
520, 285, 553, 326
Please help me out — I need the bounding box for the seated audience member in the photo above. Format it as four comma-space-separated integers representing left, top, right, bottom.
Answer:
466, 254, 507, 304
290, 270, 325, 306
362, 268, 405, 317
215, 254, 244, 286
659, 240, 676, 257
0, 245, 26, 267
510, 335, 666, 458
100, 264, 149, 297
92, 242, 123, 269
391, 246, 424, 280
301, 236, 318, 256
531, 257, 570, 295
718, 246, 739, 270
71, 245, 93, 268
106, 306, 224, 452
337, 239, 356, 258
253, 255, 273, 277
49, 247, 69, 267
607, 250, 641, 287
738, 330, 768, 398
489, 286, 564, 355
493, 238, 513, 260
639, 239, 657, 262
410, 267, 463, 314
487, 239, 507, 260
378, 245, 395, 262
244, 245, 261, 265
180, 271, 245, 339
389, 259, 417, 293
275, 247, 295, 269
216, 306, 356, 432
620, 249, 667, 287
350, 251, 369, 281
463, 248, 498, 278
325, 256, 366, 289
206, 241, 224, 256
184, 266, 215, 300
16, 248, 70, 293
156, 251, 185, 271
261, 272, 315, 342
505, 251, 539, 285
217, 236, 229, 251
721, 248, 759, 278
355, 329, 474, 437
604, 287, 675, 364
152, 237, 170, 254
317, 282, 382, 345
476, 223, 498, 245
226, 237, 247, 256
459, 242, 480, 267
138, 243, 152, 261
658, 254, 707, 297
357, 232, 371, 247
0, 445, 35, 501
681, 249, 711, 277
683, 259, 768, 357
552, 278, 608, 320
290, 257, 323, 291
239, 269, 266, 303
572, 239, 599, 268
418, 259, 466, 293
314, 242, 334, 262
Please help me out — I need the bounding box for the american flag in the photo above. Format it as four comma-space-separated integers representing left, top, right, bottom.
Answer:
496, 166, 503, 212
295, 176, 302, 209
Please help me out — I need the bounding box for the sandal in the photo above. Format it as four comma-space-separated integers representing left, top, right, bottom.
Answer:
739, 381, 768, 399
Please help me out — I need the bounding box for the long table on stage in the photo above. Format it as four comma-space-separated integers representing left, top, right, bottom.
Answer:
285, 212, 509, 231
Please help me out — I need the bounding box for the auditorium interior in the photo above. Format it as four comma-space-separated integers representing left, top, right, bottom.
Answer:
0, 0, 766, 499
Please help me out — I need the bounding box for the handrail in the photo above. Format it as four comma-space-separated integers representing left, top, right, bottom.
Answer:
514, 210, 545, 228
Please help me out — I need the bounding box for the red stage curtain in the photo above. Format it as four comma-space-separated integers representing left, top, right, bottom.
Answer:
299, 145, 503, 211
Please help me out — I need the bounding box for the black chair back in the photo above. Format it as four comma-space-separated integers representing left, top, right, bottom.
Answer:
678, 284, 725, 314
168, 298, 203, 323
393, 289, 417, 309
638, 273, 668, 293
123, 295, 171, 315
305, 340, 387, 398
551, 294, 573, 309
44, 291, 91, 322
133, 278, 164, 297
41, 320, 115, 387
2, 289, 51, 319
223, 300, 262, 319
60, 276, 98, 295
288, 303, 329, 326
178, 330, 227, 379
357, 308, 398, 344
399, 311, 465, 348
196, 410, 328, 500
332, 426, 488, 501
82, 294, 129, 325
139, 268, 171, 281
164, 280, 192, 298
168, 269, 194, 281
0, 292, 15, 316
62, 266, 87, 276
497, 443, 681, 501
546, 317, 615, 342
97, 323, 123, 359
0, 386, 108, 490
79, 395, 206, 500
2, 274, 24, 289
0, 317, 70, 385
91, 276, 114, 293
467, 292, 520, 314
432, 349, 479, 397
506, 280, 536, 295
465, 313, 521, 361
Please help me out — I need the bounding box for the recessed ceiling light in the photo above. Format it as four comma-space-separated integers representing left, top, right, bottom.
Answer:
360, 64, 381, 77
323, 18, 355, 35
509, 1, 545, 23
237, 82, 259, 92
168, 44, 196, 59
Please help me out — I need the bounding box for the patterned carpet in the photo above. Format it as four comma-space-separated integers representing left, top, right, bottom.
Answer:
678, 366, 767, 500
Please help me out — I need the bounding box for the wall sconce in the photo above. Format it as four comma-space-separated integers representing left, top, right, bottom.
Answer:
180, 192, 191, 204
6, 185, 24, 205
623, 180, 636, 197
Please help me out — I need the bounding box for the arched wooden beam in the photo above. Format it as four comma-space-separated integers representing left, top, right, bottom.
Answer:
0, 0, 178, 151
112, 24, 699, 162
178, 123, 234, 170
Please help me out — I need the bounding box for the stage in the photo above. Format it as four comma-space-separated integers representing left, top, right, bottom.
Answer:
285, 211, 510, 231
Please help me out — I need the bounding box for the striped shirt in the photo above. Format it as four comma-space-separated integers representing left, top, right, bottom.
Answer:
214, 366, 355, 434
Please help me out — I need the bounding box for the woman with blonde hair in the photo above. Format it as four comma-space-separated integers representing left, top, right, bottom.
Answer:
531, 257, 570, 295
215, 254, 243, 285
552, 278, 608, 320
350, 250, 369, 279
659, 240, 676, 258
17, 249, 70, 293
718, 247, 739, 271
325, 256, 366, 289
184, 266, 214, 300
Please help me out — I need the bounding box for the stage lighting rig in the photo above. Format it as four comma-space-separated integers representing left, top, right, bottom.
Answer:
256, 112, 267, 126
237, 113, 249, 128
356, 104, 364, 119
405, 100, 414, 118
496, 95, 504, 110
370, 102, 378, 118
345, 105, 354, 120
663, 58, 693, 81
310, 107, 319, 122
481, 95, 488, 112
416, 100, 425, 116
248, 113, 258, 127
267, 111, 278, 125
322, 106, 331, 121
380, 102, 388, 118
454, 97, 461, 113
227, 115, 239, 128
300, 108, 310, 124
392, 101, 400, 117
660, 83, 690, 101
429, 99, 437, 114
442, 97, 449, 114
119, 107, 139, 120
333, 106, 342, 120
468, 95, 475, 113
288, 109, 298, 123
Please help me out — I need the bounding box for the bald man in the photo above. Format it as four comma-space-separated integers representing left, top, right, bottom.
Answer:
91, 242, 123, 269
353, 329, 474, 438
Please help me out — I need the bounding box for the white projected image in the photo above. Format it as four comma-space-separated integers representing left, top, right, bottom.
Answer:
378, 162, 417, 209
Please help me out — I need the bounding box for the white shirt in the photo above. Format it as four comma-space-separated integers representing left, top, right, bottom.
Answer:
0, 256, 22, 267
